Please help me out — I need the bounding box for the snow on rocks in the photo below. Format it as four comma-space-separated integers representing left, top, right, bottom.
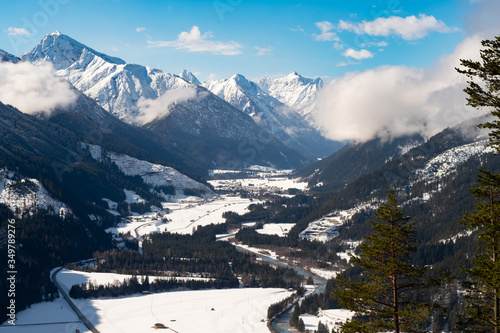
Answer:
84, 143, 212, 197
257, 72, 323, 118
108, 151, 211, 194
415, 140, 494, 182
0, 167, 71, 217
299, 203, 375, 243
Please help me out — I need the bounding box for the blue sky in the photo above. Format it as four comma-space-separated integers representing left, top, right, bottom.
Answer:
0, 0, 491, 81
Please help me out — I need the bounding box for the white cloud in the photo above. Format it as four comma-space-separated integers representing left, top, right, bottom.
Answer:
147, 26, 243, 55
362, 40, 389, 47
136, 87, 199, 124
464, 0, 500, 36
0, 61, 77, 116
313, 35, 484, 143
7, 27, 30, 36
338, 14, 457, 40
254, 46, 273, 56
333, 42, 344, 50
313, 21, 339, 41
291, 25, 305, 33
336, 61, 360, 67
343, 48, 374, 60
136, 27, 146, 32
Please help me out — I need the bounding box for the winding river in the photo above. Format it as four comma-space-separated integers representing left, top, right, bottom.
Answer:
235, 246, 328, 332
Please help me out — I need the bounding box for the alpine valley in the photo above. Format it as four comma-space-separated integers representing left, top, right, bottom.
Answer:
0, 31, 498, 333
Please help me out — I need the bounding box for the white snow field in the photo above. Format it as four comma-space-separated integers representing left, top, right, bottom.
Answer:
255, 223, 295, 237
300, 309, 355, 332
54, 269, 292, 333
107, 195, 261, 238
0, 297, 89, 333
6, 269, 292, 332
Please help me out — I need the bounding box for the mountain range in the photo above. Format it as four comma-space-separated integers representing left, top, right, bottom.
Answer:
1, 30, 494, 331
203, 73, 340, 156
20, 31, 339, 169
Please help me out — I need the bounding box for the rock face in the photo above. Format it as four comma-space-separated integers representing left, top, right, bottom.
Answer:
257, 71, 323, 118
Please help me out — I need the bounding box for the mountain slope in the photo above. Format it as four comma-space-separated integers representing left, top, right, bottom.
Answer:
0, 99, 212, 222
300, 116, 497, 245
299, 134, 425, 191
203, 74, 340, 157
143, 86, 311, 169
257, 72, 323, 118
0, 49, 19, 63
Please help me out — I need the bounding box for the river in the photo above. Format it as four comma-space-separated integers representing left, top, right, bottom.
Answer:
235, 245, 328, 332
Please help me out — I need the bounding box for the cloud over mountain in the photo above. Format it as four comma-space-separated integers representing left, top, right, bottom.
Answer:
136, 87, 200, 124
313, 35, 484, 143
0, 61, 77, 115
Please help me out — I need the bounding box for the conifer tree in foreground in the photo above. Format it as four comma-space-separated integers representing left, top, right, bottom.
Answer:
457, 36, 500, 333
333, 191, 434, 333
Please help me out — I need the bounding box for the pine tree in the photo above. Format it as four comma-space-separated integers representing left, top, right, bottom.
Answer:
457, 35, 500, 333
333, 191, 434, 333
317, 320, 329, 333
297, 318, 306, 332
456, 36, 500, 152
458, 170, 500, 332
290, 305, 300, 328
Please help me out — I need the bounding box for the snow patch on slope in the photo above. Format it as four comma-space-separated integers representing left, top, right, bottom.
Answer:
84, 144, 212, 196
0, 167, 71, 217
299, 202, 376, 243
415, 140, 494, 182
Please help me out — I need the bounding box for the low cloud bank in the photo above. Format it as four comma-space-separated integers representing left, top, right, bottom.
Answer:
136, 87, 199, 124
313, 35, 486, 143
0, 61, 77, 115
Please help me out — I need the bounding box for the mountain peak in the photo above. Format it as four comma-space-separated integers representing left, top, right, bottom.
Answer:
230, 73, 248, 82
179, 69, 201, 85
22, 32, 126, 70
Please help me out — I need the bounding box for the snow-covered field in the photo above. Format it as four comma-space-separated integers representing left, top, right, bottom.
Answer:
300, 309, 355, 332
6, 269, 293, 332
209, 176, 308, 193
0, 296, 88, 333
256, 223, 295, 237
107, 195, 261, 238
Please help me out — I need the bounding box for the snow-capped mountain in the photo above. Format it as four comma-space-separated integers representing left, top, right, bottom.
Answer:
257, 72, 323, 118
0, 49, 19, 63
203, 74, 340, 157
179, 69, 201, 85
22, 31, 192, 122
21, 32, 311, 169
